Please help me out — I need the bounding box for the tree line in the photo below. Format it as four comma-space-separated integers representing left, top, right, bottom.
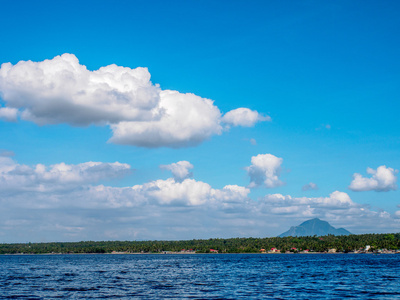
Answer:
0, 233, 399, 254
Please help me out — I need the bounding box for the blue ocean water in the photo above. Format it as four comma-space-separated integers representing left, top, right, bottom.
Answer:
1, 254, 399, 299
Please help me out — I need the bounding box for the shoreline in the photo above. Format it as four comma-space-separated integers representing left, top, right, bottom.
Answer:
1, 251, 398, 256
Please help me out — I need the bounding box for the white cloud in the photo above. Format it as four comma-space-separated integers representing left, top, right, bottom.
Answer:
139, 178, 213, 206
0, 157, 131, 192
302, 182, 319, 191
245, 153, 284, 188
349, 165, 398, 192
1, 156, 398, 242
109, 90, 223, 148
0, 54, 268, 148
261, 191, 354, 212
62, 178, 251, 212
0, 157, 250, 209
213, 185, 250, 203
130, 179, 250, 207
160, 161, 193, 182
222, 107, 271, 127
0, 156, 399, 242
0, 107, 18, 121
0, 54, 161, 126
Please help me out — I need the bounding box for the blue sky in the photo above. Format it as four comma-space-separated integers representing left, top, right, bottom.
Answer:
0, 0, 399, 242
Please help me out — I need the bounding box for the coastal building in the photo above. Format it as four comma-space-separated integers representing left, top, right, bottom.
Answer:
268, 247, 281, 253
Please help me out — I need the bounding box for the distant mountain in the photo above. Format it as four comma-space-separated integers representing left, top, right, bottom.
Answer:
278, 218, 351, 237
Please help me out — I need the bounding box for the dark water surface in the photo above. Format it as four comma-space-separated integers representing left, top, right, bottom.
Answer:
1, 254, 400, 299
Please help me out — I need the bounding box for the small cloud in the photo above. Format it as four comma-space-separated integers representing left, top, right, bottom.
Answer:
160, 161, 194, 182
250, 138, 257, 145
245, 153, 284, 188
302, 182, 319, 191
349, 165, 398, 192
222, 108, 271, 128
316, 124, 332, 131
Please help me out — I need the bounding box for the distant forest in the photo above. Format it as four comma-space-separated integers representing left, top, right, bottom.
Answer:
1, 233, 399, 254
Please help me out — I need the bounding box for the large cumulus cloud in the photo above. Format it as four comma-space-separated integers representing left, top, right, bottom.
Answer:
0, 54, 269, 148
109, 90, 223, 148
0, 54, 161, 125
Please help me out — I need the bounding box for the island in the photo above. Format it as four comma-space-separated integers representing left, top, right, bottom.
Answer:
1, 232, 399, 255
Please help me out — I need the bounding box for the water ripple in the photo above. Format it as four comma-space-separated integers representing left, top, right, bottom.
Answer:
1, 254, 400, 299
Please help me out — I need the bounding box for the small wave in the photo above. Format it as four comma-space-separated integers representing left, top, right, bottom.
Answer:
61, 287, 97, 292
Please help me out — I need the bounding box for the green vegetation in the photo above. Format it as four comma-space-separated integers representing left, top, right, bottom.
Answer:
1, 233, 399, 254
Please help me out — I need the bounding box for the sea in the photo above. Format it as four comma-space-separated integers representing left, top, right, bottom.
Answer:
1, 253, 399, 299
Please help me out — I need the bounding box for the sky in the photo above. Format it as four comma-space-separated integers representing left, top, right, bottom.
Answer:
0, 0, 399, 243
